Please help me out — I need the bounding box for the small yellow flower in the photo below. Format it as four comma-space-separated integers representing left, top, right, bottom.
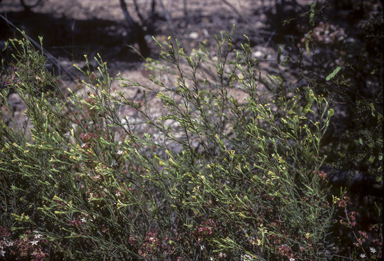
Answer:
169, 158, 178, 167
117, 200, 125, 210
305, 232, 310, 239
333, 196, 340, 204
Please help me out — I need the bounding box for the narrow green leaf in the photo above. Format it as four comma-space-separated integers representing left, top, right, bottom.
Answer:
309, 2, 316, 27
326, 66, 342, 81
11, 227, 29, 231
305, 31, 312, 55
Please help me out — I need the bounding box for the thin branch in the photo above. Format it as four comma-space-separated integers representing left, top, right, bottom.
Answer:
119, 0, 136, 29
157, 0, 177, 39
147, 0, 157, 33
220, 0, 246, 23
264, 30, 276, 48
132, 0, 145, 25
119, 0, 150, 57
183, 0, 188, 17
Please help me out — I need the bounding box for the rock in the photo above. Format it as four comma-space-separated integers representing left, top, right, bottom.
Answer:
189, 32, 199, 39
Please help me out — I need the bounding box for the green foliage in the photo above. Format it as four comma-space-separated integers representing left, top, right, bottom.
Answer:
274, 1, 383, 259
0, 9, 382, 261
297, 1, 383, 190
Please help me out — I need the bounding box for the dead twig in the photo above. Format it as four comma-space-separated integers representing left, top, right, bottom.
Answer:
119, 0, 150, 57
220, 0, 247, 23
132, 0, 145, 25
119, 0, 136, 29
157, 0, 177, 39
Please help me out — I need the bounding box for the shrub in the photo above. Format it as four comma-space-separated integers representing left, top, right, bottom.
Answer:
0, 27, 382, 261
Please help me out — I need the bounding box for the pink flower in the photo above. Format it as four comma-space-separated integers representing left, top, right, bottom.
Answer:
338, 200, 347, 208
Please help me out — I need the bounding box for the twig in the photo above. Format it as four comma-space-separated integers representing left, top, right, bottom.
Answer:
148, 0, 157, 32
183, 0, 188, 17
264, 29, 276, 48
119, 0, 150, 57
220, 0, 246, 23
157, 0, 177, 39
119, 0, 136, 29
132, 0, 145, 25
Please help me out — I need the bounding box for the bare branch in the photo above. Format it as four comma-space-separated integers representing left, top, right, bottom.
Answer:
119, 0, 150, 57
119, 0, 136, 29
220, 0, 246, 23
157, 0, 177, 39
132, 0, 145, 25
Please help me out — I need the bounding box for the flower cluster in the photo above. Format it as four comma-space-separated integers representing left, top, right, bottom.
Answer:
80, 132, 98, 142
308, 22, 347, 45
138, 231, 162, 259
0, 228, 48, 261
354, 230, 369, 247
69, 217, 85, 227
277, 244, 294, 259
318, 170, 328, 182
195, 218, 217, 239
